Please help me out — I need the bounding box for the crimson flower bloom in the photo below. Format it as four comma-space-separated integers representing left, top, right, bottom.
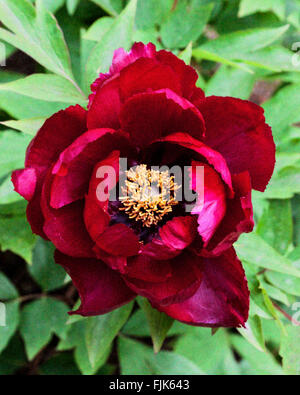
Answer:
12, 43, 275, 327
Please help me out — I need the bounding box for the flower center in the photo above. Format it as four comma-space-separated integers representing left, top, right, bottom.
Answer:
119, 164, 180, 228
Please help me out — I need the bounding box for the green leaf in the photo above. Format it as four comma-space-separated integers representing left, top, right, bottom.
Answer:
0, 74, 87, 105
0, 301, 20, 354
84, 0, 137, 89
1, 118, 46, 136
265, 271, 300, 297
0, 0, 74, 83
205, 65, 255, 99
0, 271, 18, 300
0, 335, 27, 375
136, 0, 173, 30
174, 327, 230, 374
89, 0, 123, 16
263, 84, 300, 142
280, 325, 300, 375
238, 315, 265, 352
160, 0, 213, 49
122, 308, 151, 337
66, 0, 79, 15
20, 297, 69, 360
196, 25, 289, 60
28, 238, 66, 292
0, 130, 32, 179
256, 199, 293, 254
39, 352, 81, 375
231, 334, 284, 375
178, 42, 193, 65
192, 48, 254, 73
0, 216, 37, 264
85, 302, 133, 370
137, 297, 174, 353
83, 16, 114, 41
238, 0, 286, 20
118, 336, 204, 375
29, 0, 65, 14
235, 233, 300, 278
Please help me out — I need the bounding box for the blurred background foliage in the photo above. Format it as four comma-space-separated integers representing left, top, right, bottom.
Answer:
0, 0, 299, 375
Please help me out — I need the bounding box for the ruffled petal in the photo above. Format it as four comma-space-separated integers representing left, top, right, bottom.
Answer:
119, 57, 182, 101
154, 248, 249, 327
41, 169, 95, 258
14, 105, 87, 238
55, 250, 136, 316
159, 216, 198, 251
95, 223, 141, 258
200, 171, 254, 256
87, 77, 121, 130
120, 89, 205, 148
199, 96, 275, 191
161, 132, 233, 196
11, 168, 37, 201
50, 129, 133, 209
88, 42, 156, 108
124, 251, 202, 306
190, 161, 226, 245
84, 151, 120, 242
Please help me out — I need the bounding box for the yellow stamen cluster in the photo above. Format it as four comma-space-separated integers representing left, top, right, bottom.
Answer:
119, 164, 180, 227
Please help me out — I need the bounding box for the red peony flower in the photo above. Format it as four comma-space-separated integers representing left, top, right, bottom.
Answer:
12, 43, 275, 327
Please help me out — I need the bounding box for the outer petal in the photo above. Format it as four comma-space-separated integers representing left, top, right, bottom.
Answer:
199, 171, 254, 257
19, 105, 87, 238
161, 132, 233, 196
95, 223, 141, 258
199, 96, 275, 191
119, 57, 182, 101
154, 248, 249, 328
55, 250, 136, 316
190, 161, 226, 245
84, 151, 119, 242
87, 77, 121, 130
123, 251, 202, 306
120, 89, 205, 148
159, 216, 198, 251
50, 129, 133, 209
88, 42, 156, 107
41, 169, 95, 258
12, 168, 37, 201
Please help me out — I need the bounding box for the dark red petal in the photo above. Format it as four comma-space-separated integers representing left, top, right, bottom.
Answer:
189, 86, 205, 107
84, 151, 119, 242
25, 105, 87, 172
120, 89, 205, 148
123, 251, 202, 306
201, 171, 254, 256
55, 250, 136, 316
87, 77, 121, 130
95, 223, 141, 257
88, 42, 156, 108
11, 168, 37, 201
190, 161, 226, 245
41, 169, 95, 258
15, 106, 87, 238
119, 57, 182, 101
159, 216, 198, 251
125, 254, 172, 283
50, 129, 132, 209
161, 132, 233, 196
199, 96, 275, 191
154, 248, 249, 328
156, 50, 198, 99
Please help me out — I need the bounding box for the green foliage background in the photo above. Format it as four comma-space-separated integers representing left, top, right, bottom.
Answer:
0, 0, 299, 375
